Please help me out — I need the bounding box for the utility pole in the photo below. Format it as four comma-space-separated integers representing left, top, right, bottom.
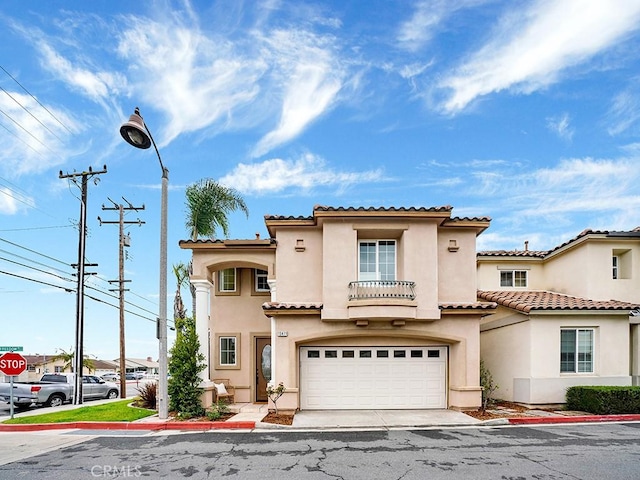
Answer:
59, 165, 107, 405
99, 198, 145, 398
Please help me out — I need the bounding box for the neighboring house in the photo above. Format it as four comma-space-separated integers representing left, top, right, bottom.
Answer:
477, 228, 640, 405
118, 357, 159, 375
180, 205, 495, 411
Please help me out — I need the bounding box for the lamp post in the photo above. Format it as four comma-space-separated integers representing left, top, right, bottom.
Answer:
119, 107, 169, 419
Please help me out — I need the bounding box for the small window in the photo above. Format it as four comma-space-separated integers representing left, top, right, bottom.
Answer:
219, 268, 237, 292
412, 350, 424, 358
612, 256, 619, 279
325, 350, 338, 358
307, 350, 320, 358
27, 365, 36, 372
560, 328, 594, 373
220, 336, 237, 366
359, 350, 372, 358
427, 350, 440, 358
55, 366, 64, 373
394, 350, 406, 358
255, 269, 270, 292
500, 270, 527, 287
376, 350, 389, 358
342, 350, 355, 358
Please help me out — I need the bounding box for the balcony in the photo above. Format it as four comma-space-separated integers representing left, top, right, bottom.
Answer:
348, 280, 416, 301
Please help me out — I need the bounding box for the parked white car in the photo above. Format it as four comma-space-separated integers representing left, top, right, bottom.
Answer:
100, 373, 120, 382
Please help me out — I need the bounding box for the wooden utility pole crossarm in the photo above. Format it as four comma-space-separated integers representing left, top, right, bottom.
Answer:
99, 197, 145, 398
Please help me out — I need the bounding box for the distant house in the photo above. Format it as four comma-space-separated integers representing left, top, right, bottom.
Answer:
181, 205, 495, 411
477, 228, 640, 404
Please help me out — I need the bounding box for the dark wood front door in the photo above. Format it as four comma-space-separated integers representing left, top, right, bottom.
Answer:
255, 337, 271, 402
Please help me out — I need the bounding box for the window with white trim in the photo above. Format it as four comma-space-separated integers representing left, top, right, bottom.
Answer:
359, 240, 396, 281
500, 270, 527, 287
219, 268, 236, 292
219, 336, 237, 366
560, 328, 594, 373
255, 269, 269, 292
612, 255, 619, 279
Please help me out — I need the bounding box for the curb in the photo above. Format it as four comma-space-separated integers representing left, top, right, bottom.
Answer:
508, 414, 640, 425
0, 421, 255, 432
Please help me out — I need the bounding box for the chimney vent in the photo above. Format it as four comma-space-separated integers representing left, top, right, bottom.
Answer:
524, 240, 529, 251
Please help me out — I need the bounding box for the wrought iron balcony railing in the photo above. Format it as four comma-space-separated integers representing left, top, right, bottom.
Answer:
348, 280, 416, 301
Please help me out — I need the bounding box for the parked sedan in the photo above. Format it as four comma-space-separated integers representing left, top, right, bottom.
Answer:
82, 375, 119, 400
100, 373, 120, 382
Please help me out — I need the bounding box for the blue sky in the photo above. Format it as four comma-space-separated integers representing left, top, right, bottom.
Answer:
1, 0, 640, 361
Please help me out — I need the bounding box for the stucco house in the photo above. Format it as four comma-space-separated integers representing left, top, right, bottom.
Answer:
180, 205, 496, 411
477, 228, 640, 405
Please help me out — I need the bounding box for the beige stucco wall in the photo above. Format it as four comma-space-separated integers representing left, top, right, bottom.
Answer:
480, 314, 530, 402
478, 238, 640, 303
273, 229, 323, 302
208, 268, 271, 402
439, 228, 481, 302
480, 309, 631, 404
476, 259, 545, 291
271, 313, 483, 410
543, 240, 640, 302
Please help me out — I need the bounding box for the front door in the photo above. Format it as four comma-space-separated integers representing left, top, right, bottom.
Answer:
255, 337, 271, 402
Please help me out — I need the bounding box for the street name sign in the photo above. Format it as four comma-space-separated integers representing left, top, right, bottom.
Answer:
0, 346, 23, 352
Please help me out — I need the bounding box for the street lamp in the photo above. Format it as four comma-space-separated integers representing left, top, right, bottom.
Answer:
119, 107, 169, 419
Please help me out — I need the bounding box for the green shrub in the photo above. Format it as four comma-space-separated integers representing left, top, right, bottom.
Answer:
168, 316, 206, 419
206, 401, 229, 420
566, 386, 640, 414
480, 360, 498, 412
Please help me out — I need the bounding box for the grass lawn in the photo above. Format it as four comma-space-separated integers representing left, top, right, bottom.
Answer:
2, 400, 157, 424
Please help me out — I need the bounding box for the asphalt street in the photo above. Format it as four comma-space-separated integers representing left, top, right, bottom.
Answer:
0, 422, 639, 479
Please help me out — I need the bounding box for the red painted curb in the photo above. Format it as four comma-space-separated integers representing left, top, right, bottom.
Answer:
0, 421, 256, 432
508, 414, 640, 425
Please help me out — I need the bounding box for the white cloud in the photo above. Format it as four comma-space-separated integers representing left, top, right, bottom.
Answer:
39, 43, 125, 104
607, 84, 640, 136
117, 16, 266, 146
220, 152, 385, 195
438, 0, 640, 113
397, 0, 484, 52
0, 90, 76, 176
546, 112, 574, 141
251, 29, 345, 157
0, 188, 19, 214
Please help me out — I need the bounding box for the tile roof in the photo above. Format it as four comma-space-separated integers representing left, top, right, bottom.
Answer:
478, 227, 640, 258
439, 302, 497, 311
477, 290, 639, 313
262, 302, 324, 311
264, 205, 455, 222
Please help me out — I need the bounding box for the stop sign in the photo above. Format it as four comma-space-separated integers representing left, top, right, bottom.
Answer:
0, 352, 27, 376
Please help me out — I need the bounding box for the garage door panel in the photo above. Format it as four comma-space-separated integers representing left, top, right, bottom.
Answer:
300, 346, 447, 410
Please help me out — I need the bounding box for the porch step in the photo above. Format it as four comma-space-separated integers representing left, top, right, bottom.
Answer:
228, 403, 269, 414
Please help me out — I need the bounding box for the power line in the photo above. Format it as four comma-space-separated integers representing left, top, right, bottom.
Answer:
0, 236, 72, 266
0, 85, 64, 142
0, 269, 74, 292
0, 64, 73, 134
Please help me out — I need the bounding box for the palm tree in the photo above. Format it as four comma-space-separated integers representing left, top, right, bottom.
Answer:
53, 347, 95, 373
173, 262, 190, 322
184, 179, 248, 319
185, 178, 248, 241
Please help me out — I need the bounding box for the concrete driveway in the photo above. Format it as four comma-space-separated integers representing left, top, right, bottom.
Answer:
291, 409, 480, 429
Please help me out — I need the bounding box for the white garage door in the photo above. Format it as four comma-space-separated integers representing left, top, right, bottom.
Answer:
300, 346, 447, 410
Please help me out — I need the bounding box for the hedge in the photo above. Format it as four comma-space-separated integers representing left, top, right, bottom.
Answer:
565, 386, 640, 414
